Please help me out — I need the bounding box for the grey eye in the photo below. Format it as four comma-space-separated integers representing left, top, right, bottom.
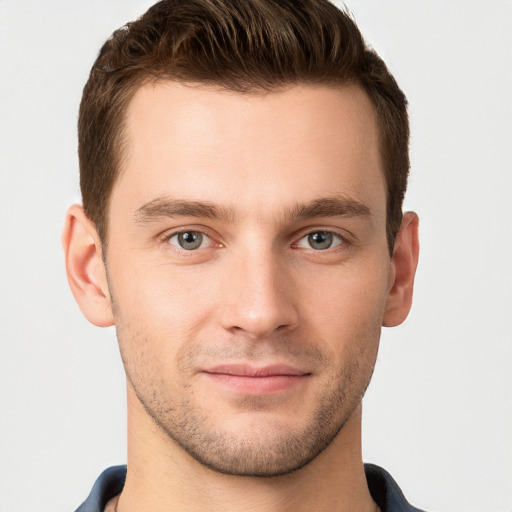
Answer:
307, 231, 334, 250
296, 231, 343, 251
169, 231, 204, 250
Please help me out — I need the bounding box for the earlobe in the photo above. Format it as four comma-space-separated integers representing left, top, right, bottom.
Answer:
62, 204, 114, 327
382, 212, 420, 327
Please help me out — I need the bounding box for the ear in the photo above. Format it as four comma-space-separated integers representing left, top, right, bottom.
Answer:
382, 212, 420, 327
62, 204, 114, 327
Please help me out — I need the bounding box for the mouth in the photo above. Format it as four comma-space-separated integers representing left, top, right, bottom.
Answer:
202, 364, 311, 395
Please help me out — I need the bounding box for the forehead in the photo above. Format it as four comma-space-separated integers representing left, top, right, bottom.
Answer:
112, 82, 385, 223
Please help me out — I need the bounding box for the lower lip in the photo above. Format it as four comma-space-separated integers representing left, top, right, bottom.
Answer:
204, 373, 308, 395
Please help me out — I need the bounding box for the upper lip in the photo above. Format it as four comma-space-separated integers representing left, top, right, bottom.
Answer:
204, 364, 310, 377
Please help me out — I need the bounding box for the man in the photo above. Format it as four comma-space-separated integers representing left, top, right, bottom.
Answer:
62, 0, 421, 510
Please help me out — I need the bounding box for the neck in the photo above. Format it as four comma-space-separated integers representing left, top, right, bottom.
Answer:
117, 385, 377, 512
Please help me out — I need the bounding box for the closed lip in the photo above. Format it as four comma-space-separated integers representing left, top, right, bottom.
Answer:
202, 364, 310, 394
203, 364, 310, 377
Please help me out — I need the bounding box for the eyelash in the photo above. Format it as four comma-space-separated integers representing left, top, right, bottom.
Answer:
163, 229, 220, 252
293, 231, 346, 251
162, 227, 349, 254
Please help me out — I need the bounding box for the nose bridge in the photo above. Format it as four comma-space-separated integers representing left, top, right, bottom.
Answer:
220, 238, 299, 338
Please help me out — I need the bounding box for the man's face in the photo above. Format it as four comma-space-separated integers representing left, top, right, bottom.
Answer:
105, 82, 393, 476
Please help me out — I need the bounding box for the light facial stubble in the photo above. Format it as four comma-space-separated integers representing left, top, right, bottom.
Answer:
114, 307, 380, 477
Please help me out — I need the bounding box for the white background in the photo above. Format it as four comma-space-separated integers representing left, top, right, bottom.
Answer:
0, 1, 511, 511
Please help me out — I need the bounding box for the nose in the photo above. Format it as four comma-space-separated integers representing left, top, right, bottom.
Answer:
219, 248, 300, 339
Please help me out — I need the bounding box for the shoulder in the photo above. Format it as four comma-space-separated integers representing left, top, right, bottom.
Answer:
364, 463, 426, 512
74, 466, 127, 512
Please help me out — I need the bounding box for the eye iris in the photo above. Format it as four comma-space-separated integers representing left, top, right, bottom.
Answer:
178, 231, 203, 250
308, 231, 333, 250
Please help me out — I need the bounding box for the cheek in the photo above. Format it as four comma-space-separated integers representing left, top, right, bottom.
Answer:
110, 273, 201, 395
110, 258, 219, 339
300, 259, 390, 332
296, 256, 390, 377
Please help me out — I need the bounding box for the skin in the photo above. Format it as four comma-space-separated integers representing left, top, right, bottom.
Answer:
63, 82, 419, 512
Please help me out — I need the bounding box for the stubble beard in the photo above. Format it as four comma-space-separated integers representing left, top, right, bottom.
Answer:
116, 320, 379, 478
131, 366, 351, 477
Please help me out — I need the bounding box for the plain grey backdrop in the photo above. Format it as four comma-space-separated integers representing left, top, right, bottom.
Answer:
0, 1, 511, 511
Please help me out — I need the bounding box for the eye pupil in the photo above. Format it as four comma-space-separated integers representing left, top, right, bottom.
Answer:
178, 231, 203, 250
308, 231, 333, 250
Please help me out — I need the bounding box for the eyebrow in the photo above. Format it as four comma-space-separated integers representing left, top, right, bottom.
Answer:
285, 196, 372, 221
133, 195, 372, 224
134, 198, 235, 223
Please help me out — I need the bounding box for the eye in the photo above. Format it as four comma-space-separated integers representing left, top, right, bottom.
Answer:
167, 231, 210, 250
296, 231, 344, 251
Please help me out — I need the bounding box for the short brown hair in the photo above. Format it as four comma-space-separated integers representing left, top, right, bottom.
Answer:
79, 0, 409, 251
